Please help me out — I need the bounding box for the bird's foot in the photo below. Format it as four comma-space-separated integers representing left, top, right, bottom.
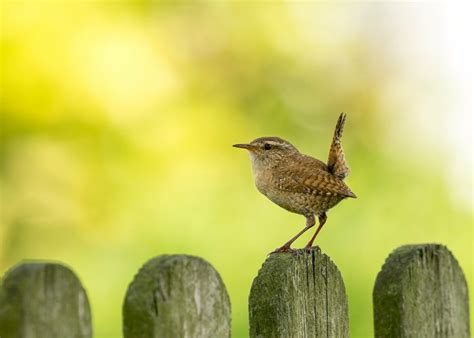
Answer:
270, 245, 294, 254
303, 245, 321, 253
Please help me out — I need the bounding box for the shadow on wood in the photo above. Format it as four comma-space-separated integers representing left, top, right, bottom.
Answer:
0, 262, 92, 338
373, 244, 470, 338
249, 248, 349, 338
122, 255, 231, 338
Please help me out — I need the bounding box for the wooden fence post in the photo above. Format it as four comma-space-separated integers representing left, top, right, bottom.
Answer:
0, 262, 92, 338
373, 244, 470, 338
123, 255, 231, 338
249, 248, 349, 338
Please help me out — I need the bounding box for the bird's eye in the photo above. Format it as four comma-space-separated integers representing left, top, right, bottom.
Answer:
263, 143, 272, 150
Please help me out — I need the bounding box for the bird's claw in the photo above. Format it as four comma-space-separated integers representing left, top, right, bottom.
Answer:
303, 245, 321, 253
270, 245, 321, 256
270, 246, 294, 254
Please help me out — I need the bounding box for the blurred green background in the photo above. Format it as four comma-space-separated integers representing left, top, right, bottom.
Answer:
1, 2, 472, 337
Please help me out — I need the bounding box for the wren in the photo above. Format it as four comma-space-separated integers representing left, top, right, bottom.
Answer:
233, 113, 356, 253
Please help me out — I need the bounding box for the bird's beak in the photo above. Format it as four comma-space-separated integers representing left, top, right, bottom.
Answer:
233, 143, 254, 150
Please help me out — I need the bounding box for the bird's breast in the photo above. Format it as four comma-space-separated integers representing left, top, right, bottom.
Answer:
253, 168, 272, 195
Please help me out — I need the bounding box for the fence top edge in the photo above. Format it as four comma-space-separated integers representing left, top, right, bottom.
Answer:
1, 260, 78, 281
374, 243, 467, 292
383, 243, 458, 267
253, 246, 342, 279
125, 254, 231, 297
266, 246, 333, 262
127, 253, 232, 274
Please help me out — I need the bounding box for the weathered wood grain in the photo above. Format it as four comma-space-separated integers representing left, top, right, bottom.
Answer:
249, 248, 349, 338
373, 244, 470, 338
0, 262, 92, 338
122, 255, 231, 338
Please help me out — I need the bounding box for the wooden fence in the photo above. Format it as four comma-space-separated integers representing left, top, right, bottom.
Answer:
0, 244, 470, 337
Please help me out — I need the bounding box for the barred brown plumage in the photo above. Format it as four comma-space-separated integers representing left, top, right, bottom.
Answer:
233, 113, 356, 253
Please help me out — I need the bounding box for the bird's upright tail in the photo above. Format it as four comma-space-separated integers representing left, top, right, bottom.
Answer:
334, 112, 346, 140
327, 112, 350, 179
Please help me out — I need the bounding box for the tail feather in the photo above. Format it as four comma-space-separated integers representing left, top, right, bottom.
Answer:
327, 112, 350, 179
334, 112, 346, 141
346, 189, 357, 198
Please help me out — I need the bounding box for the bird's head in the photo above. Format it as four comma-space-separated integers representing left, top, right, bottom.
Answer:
233, 137, 299, 167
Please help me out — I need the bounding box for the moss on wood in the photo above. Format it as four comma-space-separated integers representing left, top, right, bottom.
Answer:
249, 248, 349, 338
0, 262, 92, 338
123, 255, 231, 338
373, 244, 470, 338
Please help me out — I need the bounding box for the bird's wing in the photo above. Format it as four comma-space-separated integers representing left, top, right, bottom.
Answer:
277, 163, 356, 198
327, 113, 350, 179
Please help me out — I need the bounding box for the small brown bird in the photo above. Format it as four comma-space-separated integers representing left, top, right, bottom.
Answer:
233, 113, 356, 253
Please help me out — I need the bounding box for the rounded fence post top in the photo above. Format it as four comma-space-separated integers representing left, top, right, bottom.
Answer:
123, 254, 231, 338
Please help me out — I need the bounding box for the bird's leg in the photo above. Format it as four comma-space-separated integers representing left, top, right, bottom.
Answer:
304, 212, 327, 248
271, 215, 315, 253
